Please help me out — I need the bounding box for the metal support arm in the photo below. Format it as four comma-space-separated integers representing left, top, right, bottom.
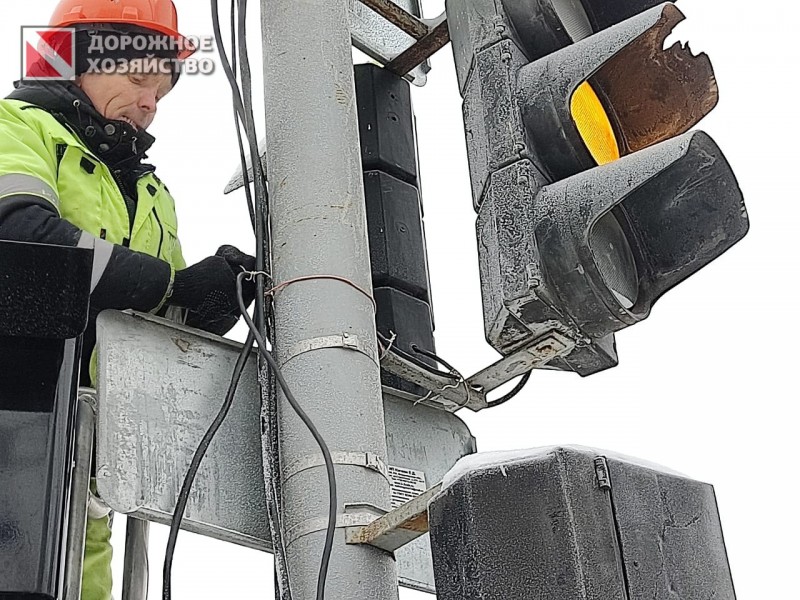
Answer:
356, 0, 452, 76
380, 331, 575, 411
346, 484, 442, 553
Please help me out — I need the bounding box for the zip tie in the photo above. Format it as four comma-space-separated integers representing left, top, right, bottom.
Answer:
265, 274, 377, 312
242, 268, 271, 283
408, 345, 473, 408
378, 330, 397, 361
413, 369, 471, 408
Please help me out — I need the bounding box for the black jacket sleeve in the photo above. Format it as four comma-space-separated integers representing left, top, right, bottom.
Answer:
0, 194, 171, 312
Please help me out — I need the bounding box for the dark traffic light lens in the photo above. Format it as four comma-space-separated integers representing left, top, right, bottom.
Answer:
589, 211, 638, 308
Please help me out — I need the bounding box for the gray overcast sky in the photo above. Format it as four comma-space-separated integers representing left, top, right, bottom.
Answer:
1, 1, 797, 598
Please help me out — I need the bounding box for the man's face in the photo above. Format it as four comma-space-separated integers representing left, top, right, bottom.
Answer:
76, 58, 174, 132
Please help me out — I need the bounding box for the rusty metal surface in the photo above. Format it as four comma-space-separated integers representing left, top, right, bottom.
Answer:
590, 4, 718, 155
347, 483, 442, 552
350, 0, 431, 86
358, 0, 428, 38
387, 15, 451, 76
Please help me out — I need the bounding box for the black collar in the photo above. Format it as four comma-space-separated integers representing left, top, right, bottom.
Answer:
7, 79, 157, 173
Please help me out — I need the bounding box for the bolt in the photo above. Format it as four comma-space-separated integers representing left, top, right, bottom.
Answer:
538, 344, 557, 357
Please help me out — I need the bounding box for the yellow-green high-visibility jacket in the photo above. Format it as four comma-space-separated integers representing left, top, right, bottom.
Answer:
0, 93, 186, 386
0, 98, 186, 269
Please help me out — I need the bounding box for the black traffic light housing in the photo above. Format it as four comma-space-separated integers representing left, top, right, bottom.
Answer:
479, 132, 747, 373
448, 0, 749, 375
354, 63, 437, 394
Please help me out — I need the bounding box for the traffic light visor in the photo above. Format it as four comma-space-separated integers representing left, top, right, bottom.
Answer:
520, 4, 719, 180
587, 4, 718, 157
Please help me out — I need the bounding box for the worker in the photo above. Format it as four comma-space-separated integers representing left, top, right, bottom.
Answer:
0, 1, 255, 598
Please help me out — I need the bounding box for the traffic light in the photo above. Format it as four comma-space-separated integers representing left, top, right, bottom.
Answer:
354, 63, 437, 394
448, 0, 749, 375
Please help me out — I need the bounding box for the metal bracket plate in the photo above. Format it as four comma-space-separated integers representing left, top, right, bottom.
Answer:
94, 310, 476, 594
346, 483, 442, 553
380, 331, 576, 411
350, 0, 431, 86
465, 332, 575, 405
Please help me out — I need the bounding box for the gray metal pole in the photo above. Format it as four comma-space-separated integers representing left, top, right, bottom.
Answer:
260, 1, 398, 599
121, 518, 150, 600
63, 394, 95, 600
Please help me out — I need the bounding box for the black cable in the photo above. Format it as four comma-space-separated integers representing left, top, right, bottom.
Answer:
232, 0, 270, 336
163, 8, 266, 598
210, 0, 248, 134
410, 343, 532, 407
212, 3, 290, 598
229, 0, 256, 230
236, 0, 263, 194
486, 371, 532, 408
230, 5, 291, 597
162, 329, 255, 600
236, 272, 337, 600
376, 331, 459, 380
207, 5, 334, 599
411, 343, 460, 375
211, 0, 266, 302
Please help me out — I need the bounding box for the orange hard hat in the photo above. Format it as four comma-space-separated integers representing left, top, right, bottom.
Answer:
49, 0, 195, 59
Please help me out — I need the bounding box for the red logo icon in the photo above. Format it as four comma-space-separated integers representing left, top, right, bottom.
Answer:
22, 27, 76, 80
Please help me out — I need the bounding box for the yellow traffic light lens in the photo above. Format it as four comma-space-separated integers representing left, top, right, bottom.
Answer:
571, 81, 620, 165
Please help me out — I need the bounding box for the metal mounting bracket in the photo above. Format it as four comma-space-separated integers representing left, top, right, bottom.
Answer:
285, 504, 387, 547
355, 0, 451, 78
381, 331, 575, 412
280, 333, 378, 366
282, 451, 392, 486
346, 483, 442, 553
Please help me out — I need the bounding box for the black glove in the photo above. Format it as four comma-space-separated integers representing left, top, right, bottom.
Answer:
169, 245, 255, 336
215, 244, 257, 309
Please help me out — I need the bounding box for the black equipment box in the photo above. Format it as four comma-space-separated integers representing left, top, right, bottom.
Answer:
429, 445, 736, 599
